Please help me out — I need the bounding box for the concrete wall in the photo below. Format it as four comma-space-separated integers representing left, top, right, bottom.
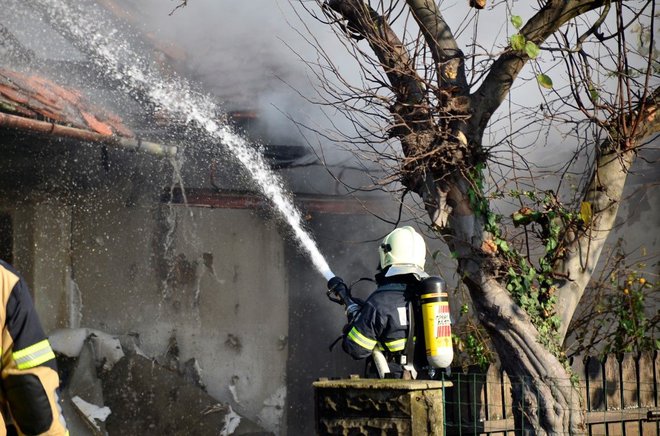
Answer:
65, 187, 289, 433
3, 198, 72, 332
30, 200, 72, 332
0, 139, 292, 433
166, 206, 289, 433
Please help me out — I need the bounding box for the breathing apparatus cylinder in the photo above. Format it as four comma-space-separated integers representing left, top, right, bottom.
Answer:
417, 276, 453, 369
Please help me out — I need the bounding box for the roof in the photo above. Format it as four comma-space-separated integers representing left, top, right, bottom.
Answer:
0, 67, 134, 138
0, 2, 310, 167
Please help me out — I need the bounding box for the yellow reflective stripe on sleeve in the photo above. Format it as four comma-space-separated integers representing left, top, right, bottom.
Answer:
347, 327, 377, 351
384, 338, 406, 352
13, 339, 56, 370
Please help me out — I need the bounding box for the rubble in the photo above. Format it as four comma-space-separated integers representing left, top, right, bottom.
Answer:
51, 328, 272, 436
71, 396, 111, 433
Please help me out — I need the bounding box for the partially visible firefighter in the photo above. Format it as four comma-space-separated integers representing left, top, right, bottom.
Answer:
327, 226, 453, 379
0, 260, 68, 435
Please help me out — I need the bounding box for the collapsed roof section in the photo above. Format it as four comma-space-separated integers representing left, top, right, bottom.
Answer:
0, 67, 177, 157
0, 67, 133, 137
0, 1, 313, 167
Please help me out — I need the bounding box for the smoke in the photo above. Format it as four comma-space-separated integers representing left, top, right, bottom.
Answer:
104, 1, 657, 239
3, 0, 656, 238
112, 0, 362, 167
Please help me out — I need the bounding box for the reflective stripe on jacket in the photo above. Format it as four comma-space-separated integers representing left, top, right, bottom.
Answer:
0, 260, 68, 435
342, 281, 413, 360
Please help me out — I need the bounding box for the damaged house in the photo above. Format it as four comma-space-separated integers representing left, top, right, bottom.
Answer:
0, 64, 268, 434
0, 2, 408, 435
2, 2, 658, 436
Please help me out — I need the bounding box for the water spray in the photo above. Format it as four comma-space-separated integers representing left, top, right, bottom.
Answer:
24, 0, 455, 385
35, 0, 336, 282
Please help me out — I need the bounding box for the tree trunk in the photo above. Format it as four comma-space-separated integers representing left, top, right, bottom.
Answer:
315, 2, 654, 434
432, 171, 585, 435
472, 279, 585, 434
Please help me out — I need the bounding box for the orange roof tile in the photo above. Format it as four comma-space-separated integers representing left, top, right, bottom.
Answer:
0, 67, 134, 138
81, 111, 114, 136
0, 85, 29, 105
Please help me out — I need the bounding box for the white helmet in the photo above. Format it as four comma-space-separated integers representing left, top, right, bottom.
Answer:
379, 226, 428, 279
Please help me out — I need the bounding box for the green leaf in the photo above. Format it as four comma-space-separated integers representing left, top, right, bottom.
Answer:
588, 85, 599, 101
512, 208, 542, 226
525, 41, 540, 59
537, 74, 553, 89
512, 212, 525, 226
510, 33, 526, 51
460, 304, 469, 314
511, 15, 523, 29
487, 212, 498, 229
524, 269, 536, 282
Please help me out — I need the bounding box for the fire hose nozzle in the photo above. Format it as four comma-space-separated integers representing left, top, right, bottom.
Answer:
326, 276, 355, 308
327, 276, 345, 290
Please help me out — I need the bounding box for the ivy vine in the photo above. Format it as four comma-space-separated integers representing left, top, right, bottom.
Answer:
465, 166, 589, 364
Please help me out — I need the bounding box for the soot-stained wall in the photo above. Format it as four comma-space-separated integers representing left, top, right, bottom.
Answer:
67, 188, 290, 433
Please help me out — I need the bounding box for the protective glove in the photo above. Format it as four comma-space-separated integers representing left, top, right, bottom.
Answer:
328, 276, 363, 322
327, 276, 353, 307
345, 303, 360, 323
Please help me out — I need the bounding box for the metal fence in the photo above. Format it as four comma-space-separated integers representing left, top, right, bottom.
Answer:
441, 352, 659, 435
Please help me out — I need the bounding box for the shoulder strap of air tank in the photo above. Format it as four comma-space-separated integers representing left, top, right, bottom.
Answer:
374, 283, 408, 293
402, 281, 418, 370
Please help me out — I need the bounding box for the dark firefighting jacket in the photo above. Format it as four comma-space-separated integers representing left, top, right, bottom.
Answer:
342, 275, 420, 375
0, 260, 68, 435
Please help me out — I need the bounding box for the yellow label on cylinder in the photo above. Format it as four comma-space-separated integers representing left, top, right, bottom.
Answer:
422, 301, 451, 357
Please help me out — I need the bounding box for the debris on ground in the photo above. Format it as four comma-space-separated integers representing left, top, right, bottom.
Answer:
50, 328, 272, 436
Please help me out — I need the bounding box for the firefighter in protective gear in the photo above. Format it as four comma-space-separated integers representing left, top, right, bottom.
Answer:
338, 226, 428, 378
0, 260, 68, 435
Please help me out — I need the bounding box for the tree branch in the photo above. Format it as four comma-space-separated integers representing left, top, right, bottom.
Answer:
470, 0, 610, 136
555, 87, 659, 341
326, 0, 425, 108
405, 0, 468, 92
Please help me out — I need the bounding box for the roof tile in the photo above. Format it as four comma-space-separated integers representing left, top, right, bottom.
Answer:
81, 111, 113, 136
0, 67, 134, 138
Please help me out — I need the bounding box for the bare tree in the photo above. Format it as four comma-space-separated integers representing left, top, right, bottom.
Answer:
293, 0, 658, 434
